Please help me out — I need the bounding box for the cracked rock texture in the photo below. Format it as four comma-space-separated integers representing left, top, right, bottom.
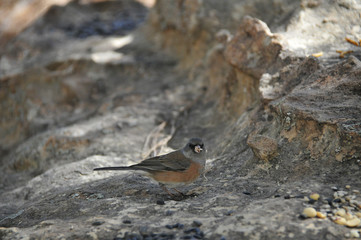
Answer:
1, 0, 361, 239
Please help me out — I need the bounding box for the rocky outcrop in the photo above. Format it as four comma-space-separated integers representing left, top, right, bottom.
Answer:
1, 0, 361, 239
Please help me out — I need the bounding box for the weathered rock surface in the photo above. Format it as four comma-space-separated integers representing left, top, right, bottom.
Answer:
1, 0, 361, 239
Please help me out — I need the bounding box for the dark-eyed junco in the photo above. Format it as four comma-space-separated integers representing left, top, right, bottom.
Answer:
94, 138, 206, 195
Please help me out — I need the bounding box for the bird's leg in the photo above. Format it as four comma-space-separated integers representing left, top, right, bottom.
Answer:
160, 183, 175, 197
172, 188, 186, 196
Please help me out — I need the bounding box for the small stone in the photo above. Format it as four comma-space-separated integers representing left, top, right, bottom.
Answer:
165, 210, 174, 216
139, 226, 148, 236
156, 199, 165, 205
346, 218, 361, 227
352, 190, 360, 194
178, 223, 185, 229
331, 186, 338, 191
91, 221, 104, 226
336, 209, 346, 217
345, 212, 354, 221
334, 217, 347, 225
325, 198, 333, 205
284, 195, 291, 199
172, 223, 179, 228
316, 212, 326, 219
184, 228, 200, 234
181, 236, 192, 239
308, 199, 316, 204
350, 229, 360, 238
310, 193, 320, 201
123, 219, 132, 224
165, 224, 173, 229
345, 185, 351, 189
160, 233, 174, 238
193, 234, 203, 239
338, 191, 348, 197
193, 220, 202, 227
242, 191, 251, 195
303, 207, 317, 218
274, 194, 281, 198
355, 212, 361, 218
225, 210, 234, 216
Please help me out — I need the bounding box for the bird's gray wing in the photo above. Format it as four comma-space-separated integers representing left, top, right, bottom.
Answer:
132, 150, 191, 172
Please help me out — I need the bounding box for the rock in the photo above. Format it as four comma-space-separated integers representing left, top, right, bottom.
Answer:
247, 134, 278, 162
192, 220, 202, 227
302, 207, 317, 218
224, 16, 283, 79
309, 193, 320, 201
334, 217, 347, 226
0, 0, 361, 239
350, 229, 360, 238
316, 212, 326, 219
346, 218, 361, 228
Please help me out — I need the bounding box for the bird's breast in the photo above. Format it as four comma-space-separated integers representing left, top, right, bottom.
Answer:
150, 161, 202, 185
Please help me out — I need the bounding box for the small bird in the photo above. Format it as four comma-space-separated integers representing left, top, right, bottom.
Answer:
94, 138, 206, 196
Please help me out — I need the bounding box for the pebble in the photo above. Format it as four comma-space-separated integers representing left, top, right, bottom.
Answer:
310, 193, 320, 201
156, 199, 165, 205
346, 218, 361, 227
178, 223, 185, 229
345, 185, 351, 189
303, 207, 317, 218
334, 217, 347, 225
345, 212, 354, 221
316, 212, 326, 219
165, 224, 173, 229
193, 220, 203, 227
181, 236, 192, 239
123, 219, 132, 224
338, 191, 348, 198
308, 199, 316, 204
91, 221, 104, 226
138, 226, 148, 236
336, 209, 346, 217
165, 210, 174, 216
225, 210, 234, 216
350, 229, 360, 238
184, 227, 203, 237
165, 223, 185, 230
242, 191, 251, 195
121, 232, 143, 240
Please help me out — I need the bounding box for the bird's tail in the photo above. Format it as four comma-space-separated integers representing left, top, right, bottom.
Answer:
93, 166, 132, 171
